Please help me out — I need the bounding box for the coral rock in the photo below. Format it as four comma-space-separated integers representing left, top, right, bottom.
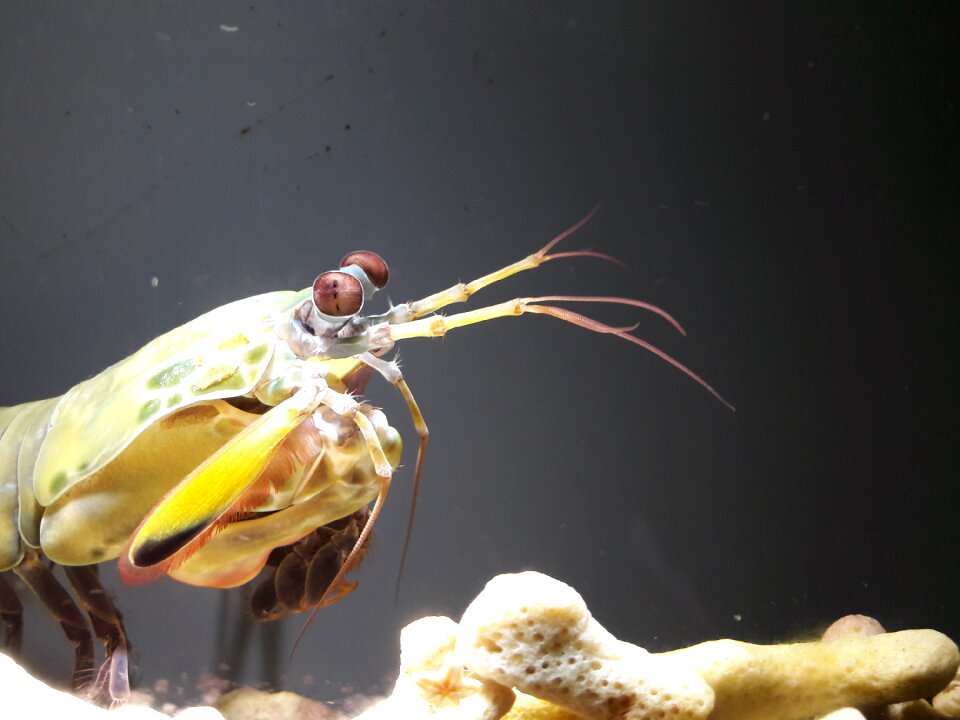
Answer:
662, 628, 958, 719
454, 572, 960, 720
933, 669, 960, 716
456, 571, 715, 720
502, 692, 597, 720
354, 616, 514, 720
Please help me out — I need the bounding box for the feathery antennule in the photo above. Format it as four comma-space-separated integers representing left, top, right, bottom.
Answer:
524, 302, 735, 411
534, 204, 628, 269
542, 249, 628, 269
535, 201, 606, 256
527, 295, 686, 336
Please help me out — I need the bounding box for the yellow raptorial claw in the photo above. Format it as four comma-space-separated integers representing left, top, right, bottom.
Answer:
118, 386, 322, 584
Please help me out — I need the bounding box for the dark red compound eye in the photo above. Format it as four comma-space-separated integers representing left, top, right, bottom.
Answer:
312, 271, 364, 317
340, 250, 389, 289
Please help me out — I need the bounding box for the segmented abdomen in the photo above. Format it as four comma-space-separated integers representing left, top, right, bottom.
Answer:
0, 398, 60, 570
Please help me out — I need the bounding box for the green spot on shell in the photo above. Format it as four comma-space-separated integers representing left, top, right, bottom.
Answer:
148, 360, 196, 389
77, 461, 90, 472
245, 344, 268, 364
139, 399, 161, 422
49, 472, 68, 496
167, 393, 182, 408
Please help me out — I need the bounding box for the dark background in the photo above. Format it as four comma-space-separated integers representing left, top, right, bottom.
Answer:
1, 1, 957, 706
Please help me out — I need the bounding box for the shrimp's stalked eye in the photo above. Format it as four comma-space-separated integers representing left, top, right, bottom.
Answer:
312, 271, 364, 317
340, 250, 389, 289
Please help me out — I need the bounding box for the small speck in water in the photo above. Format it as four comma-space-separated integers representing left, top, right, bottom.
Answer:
220, 24, 239, 33
150, 276, 159, 288
733, 613, 742, 622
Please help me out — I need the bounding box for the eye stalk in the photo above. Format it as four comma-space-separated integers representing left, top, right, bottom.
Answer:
312, 271, 364, 318
340, 251, 389, 290
305, 250, 389, 333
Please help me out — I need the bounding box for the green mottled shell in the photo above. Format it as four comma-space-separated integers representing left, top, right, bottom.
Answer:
0, 404, 34, 567
33, 288, 311, 507
0, 399, 58, 568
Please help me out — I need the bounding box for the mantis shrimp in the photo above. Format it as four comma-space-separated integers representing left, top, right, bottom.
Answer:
0, 207, 730, 702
